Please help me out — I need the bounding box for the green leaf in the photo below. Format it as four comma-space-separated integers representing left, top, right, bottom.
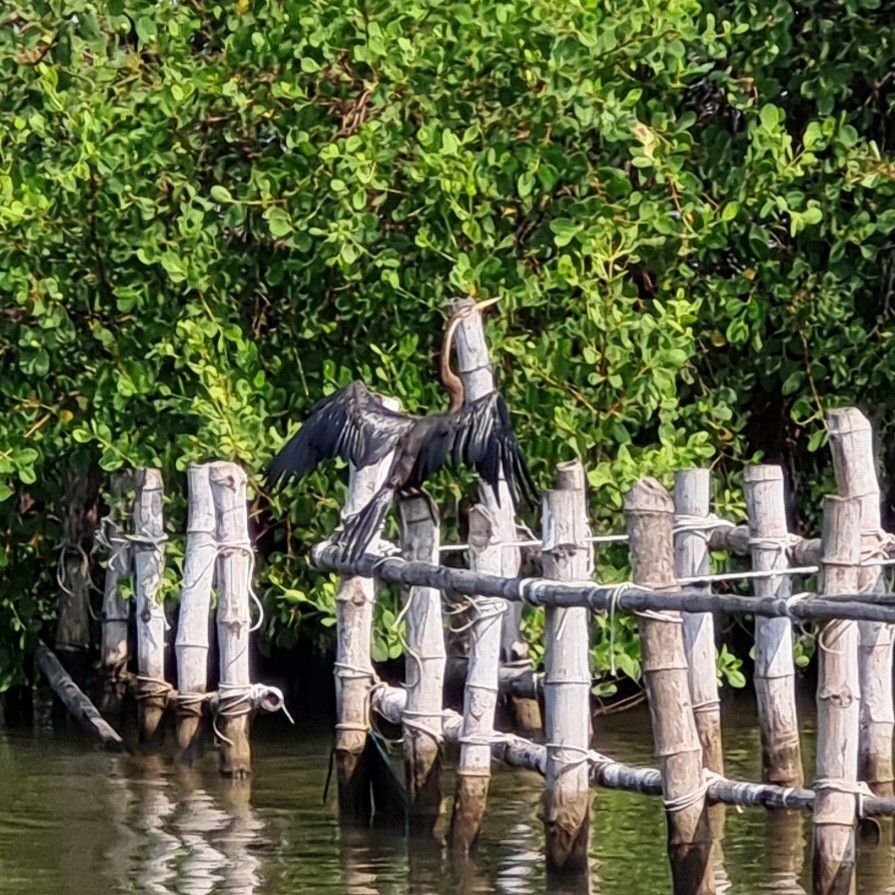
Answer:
264, 207, 292, 238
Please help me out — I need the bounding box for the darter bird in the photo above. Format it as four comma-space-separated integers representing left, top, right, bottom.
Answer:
267, 298, 537, 561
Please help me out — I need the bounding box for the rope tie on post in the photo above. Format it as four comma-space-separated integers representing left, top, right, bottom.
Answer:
212, 683, 294, 745
673, 513, 735, 539
814, 777, 876, 820
135, 674, 174, 705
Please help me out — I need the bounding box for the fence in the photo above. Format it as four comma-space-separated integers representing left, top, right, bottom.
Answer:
313, 404, 895, 895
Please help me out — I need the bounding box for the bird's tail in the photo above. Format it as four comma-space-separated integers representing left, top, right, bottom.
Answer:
337, 486, 395, 563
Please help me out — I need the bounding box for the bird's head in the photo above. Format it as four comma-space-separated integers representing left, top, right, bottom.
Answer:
450, 296, 500, 322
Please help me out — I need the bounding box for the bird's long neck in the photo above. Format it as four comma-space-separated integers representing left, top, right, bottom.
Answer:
440, 314, 467, 413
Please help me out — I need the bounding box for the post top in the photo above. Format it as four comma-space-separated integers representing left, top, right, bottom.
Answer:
135, 468, 164, 491
555, 460, 586, 492
624, 477, 674, 515
827, 406, 872, 437
743, 464, 785, 484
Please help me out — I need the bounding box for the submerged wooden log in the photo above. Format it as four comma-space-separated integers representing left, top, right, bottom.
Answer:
542, 462, 592, 875
334, 398, 400, 823
133, 468, 170, 745
624, 478, 715, 895
174, 464, 217, 760
813, 496, 862, 895
36, 640, 126, 751
744, 466, 803, 788
210, 461, 254, 778
673, 469, 723, 776
99, 472, 134, 716
451, 504, 504, 853
56, 466, 102, 685
451, 297, 540, 730
312, 544, 895, 624
398, 493, 445, 836
828, 407, 894, 799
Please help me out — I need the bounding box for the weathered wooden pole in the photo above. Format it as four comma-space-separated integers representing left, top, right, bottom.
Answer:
828, 407, 893, 798
56, 466, 102, 685
334, 397, 399, 823
813, 495, 862, 895
210, 461, 254, 777
133, 468, 170, 745
451, 297, 540, 730
99, 472, 133, 715
174, 464, 216, 760
450, 504, 503, 853
36, 640, 127, 751
398, 493, 445, 837
744, 465, 804, 787
624, 477, 715, 895
673, 469, 723, 775
542, 461, 592, 876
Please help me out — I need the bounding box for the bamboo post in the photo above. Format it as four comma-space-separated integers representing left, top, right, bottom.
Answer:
828, 407, 894, 798
174, 464, 217, 760
398, 493, 445, 837
334, 396, 400, 823
133, 467, 170, 745
99, 472, 133, 716
744, 465, 804, 787
813, 495, 862, 895
450, 504, 503, 853
673, 469, 723, 775
55, 467, 102, 685
451, 297, 540, 729
210, 461, 254, 777
542, 461, 591, 875
624, 478, 715, 895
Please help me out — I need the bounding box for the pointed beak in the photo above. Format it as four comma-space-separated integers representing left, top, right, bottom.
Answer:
474, 296, 500, 313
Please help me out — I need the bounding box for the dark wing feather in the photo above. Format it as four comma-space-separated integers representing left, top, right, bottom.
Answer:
448, 392, 538, 510
337, 485, 396, 562
267, 381, 415, 487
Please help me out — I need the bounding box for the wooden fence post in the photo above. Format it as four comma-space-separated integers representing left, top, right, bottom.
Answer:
451, 297, 540, 730
451, 504, 503, 853
134, 468, 170, 745
542, 461, 591, 876
334, 397, 399, 823
744, 465, 804, 787
174, 463, 216, 759
828, 407, 894, 798
624, 477, 715, 895
813, 495, 862, 895
56, 466, 102, 685
673, 469, 723, 775
99, 472, 133, 716
398, 493, 445, 837
210, 461, 254, 777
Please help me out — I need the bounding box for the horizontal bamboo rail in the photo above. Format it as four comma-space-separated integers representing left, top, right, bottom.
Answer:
371, 684, 895, 817
311, 544, 895, 624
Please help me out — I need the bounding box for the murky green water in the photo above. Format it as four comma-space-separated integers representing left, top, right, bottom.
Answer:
0, 694, 893, 895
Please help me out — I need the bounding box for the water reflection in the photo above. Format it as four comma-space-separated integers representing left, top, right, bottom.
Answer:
762, 810, 807, 895
102, 755, 264, 894
7, 695, 895, 895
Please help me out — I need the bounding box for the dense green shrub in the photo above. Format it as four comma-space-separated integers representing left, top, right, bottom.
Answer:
1, 0, 893, 689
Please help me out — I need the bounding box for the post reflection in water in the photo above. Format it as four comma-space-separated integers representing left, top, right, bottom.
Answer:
105, 755, 264, 895
762, 809, 807, 895
857, 818, 895, 894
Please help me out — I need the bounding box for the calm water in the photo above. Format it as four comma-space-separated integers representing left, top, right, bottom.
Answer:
1, 695, 893, 895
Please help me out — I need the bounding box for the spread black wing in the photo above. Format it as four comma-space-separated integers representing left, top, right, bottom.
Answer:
267, 381, 416, 487
451, 392, 538, 510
